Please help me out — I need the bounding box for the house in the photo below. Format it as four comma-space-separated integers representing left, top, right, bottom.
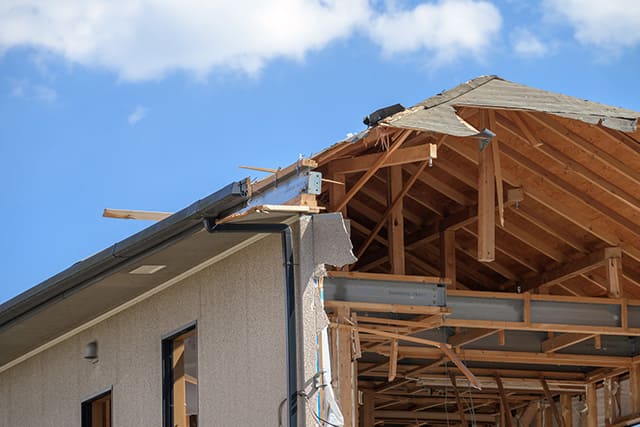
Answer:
2, 76, 640, 426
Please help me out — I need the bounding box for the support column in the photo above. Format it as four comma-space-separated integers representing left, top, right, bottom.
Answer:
586, 382, 598, 427
336, 306, 354, 427
440, 229, 456, 289
360, 392, 375, 427
388, 165, 405, 274
478, 140, 495, 262
561, 394, 573, 427
631, 364, 640, 415
606, 249, 622, 298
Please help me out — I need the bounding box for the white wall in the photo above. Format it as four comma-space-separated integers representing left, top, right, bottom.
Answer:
0, 234, 287, 427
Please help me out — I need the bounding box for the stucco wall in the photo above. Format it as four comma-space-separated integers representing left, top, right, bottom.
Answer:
0, 234, 287, 427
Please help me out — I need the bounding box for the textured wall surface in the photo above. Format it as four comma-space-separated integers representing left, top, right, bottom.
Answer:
0, 235, 286, 427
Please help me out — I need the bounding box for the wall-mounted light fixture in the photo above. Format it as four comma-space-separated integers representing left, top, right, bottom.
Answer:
84, 341, 98, 360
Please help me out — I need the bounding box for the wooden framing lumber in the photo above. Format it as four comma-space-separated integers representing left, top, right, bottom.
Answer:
561, 393, 573, 427
336, 306, 354, 427
330, 144, 435, 174
440, 229, 456, 289
374, 410, 495, 422
448, 328, 500, 348
631, 364, 640, 414
541, 333, 596, 353
477, 135, 496, 262
388, 339, 398, 381
388, 165, 405, 274
520, 247, 622, 291
449, 373, 468, 426
540, 378, 563, 427
607, 253, 623, 297
496, 374, 514, 427
335, 129, 411, 213
103, 208, 171, 221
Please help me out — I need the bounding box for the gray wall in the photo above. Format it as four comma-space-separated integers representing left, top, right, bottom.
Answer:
0, 235, 287, 427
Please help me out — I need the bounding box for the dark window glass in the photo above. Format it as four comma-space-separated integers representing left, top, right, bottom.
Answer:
163, 326, 198, 427
81, 390, 112, 427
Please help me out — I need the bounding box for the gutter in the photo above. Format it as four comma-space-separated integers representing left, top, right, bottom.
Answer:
204, 220, 298, 427
0, 180, 251, 330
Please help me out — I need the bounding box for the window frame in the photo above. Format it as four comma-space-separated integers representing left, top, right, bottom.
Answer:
81, 388, 112, 427
162, 322, 197, 427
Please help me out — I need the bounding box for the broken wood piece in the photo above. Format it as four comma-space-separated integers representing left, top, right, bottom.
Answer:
103, 208, 172, 221
540, 378, 564, 427
388, 339, 398, 381
239, 165, 279, 173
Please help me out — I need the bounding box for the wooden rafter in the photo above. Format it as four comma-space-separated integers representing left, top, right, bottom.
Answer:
541, 333, 596, 353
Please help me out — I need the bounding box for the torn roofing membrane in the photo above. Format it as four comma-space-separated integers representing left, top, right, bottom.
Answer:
387, 75, 640, 136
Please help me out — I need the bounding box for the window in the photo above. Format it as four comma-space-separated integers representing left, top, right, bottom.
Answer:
162, 325, 198, 427
81, 390, 112, 427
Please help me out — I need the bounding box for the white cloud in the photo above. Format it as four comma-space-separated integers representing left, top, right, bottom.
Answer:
128, 105, 147, 126
544, 0, 640, 49
368, 0, 502, 64
0, 0, 503, 81
512, 29, 547, 57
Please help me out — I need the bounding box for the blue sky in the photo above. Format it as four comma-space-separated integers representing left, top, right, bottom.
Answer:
1, 0, 639, 303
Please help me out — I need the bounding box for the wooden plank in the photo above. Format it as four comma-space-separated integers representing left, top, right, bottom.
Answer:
330, 144, 434, 174
388, 165, 405, 274
355, 160, 429, 260
561, 393, 573, 427
388, 339, 399, 381
607, 254, 623, 298
449, 373, 468, 426
477, 137, 496, 262
438, 344, 482, 389
604, 378, 614, 426
542, 333, 596, 353
103, 208, 171, 221
361, 392, 375, 427
336, 306, 354, 427
335, 129, 412, 213
396, 346, 631, 368
540, 378, 564, 427
488, 109, 505, 227
448, 328, 500, 347
631, 364, 640, 414
496, 374, 514, 427
374, 410, 495, 422
520, 401, 539, 427
440, 229, 456, 289
520, 247, 621, 291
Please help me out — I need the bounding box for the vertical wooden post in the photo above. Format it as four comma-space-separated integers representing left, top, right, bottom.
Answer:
478, 140, 495, 262
361, 392, 375, 427
535, 405, 543, 427
450, 373, 468, 427
388, 165, 405, 274
496, 374, 514, 427
561, 394, 573, 427
604, 378, 614, 426
336, 306, 354, 427
540, 378, 563, 427
586, 382, 598, 427
605, 249, 622, 298
388, 339, 398, 382
631, 364, 640, 415
440, 229, 456, 289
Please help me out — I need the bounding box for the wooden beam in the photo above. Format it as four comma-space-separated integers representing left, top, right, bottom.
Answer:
388, 339, 398, 382
440, 229, 456, 289
388, 165, 405, 274
477, 137, 496, 262
561, 393, 573, 427
607, 253, 623, 298
541, 333, 596, 353
448, 328, 500, 348
540, 378, 564, 427
374, 410, 495, 423
496, 374, 514, 427
449, 373, 468, 427
631, 364, 640, 414
336, 306, 354, 427
355, 159, 430, 260
335, 129, 412, 213
394, 346, 631, 368
330, 144, 434, 174
103, 208, 171, 221
361, 392, 375, 427
604, 378, 615, 426
488, 109, 505, 227
520, 247, 622, 292
520, 401, 539, 427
